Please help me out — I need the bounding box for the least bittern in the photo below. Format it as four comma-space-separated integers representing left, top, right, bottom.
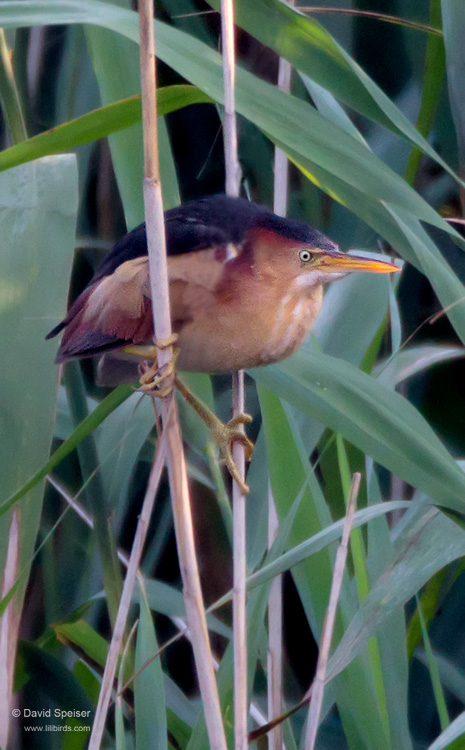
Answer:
47, 195, 399, 491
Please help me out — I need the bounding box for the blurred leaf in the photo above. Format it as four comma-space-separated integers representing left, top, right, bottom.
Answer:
327, 509, 465, 685
209, 0, 459, 185
54, 620, 109, 671
242, 500, 410, 595
97, 392, 155, 531
259, 389, 391, 747
19, 641, 94, 719
404, 0, 445, 185
0, 1, 460, 236
85, 4, 144, 229
141, 579, 231, 639
365, 468, 411, 749
375, 345, 465, 387
427, 710, 465, 750
442, 1, 465, 168
0, 385, 132, 517
0, 155, 78, 673
0, 28, 26, 143
0, 87, 211, 174
417, 596, 450, 732
135, 583, 167, 750
65, 360, 122, 625
252, 349, 465, 514
300, 73, 367, 145
416, 649, 465, 705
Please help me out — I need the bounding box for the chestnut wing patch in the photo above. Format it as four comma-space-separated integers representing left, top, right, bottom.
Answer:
55, 257, 152, 362
51, 246, 230, 364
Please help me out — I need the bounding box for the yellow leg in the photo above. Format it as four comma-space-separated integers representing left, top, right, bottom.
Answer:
175, 376, 253, 494
121, 338, 254, 492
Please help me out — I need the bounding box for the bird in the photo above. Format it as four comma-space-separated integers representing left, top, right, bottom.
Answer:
47, 194, 399, 491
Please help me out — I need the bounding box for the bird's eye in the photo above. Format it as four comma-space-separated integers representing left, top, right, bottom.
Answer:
299, 249, 314, 263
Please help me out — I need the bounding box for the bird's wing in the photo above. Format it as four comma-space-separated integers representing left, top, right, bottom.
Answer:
46, 194, 267, 357
52, 248, 227, 363
53, 256, 153, 362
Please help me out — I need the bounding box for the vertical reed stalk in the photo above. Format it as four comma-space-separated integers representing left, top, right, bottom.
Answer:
221, 1, 247, 748
268, 34, 293, 750
267, 491, 283, 750
0, 29, 26, 144
137, 3, 227, 749
305, 473, 361, 750
88, 437, 167, 749
0, 510, 20, 749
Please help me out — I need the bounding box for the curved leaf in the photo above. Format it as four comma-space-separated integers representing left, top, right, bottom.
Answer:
251, 349, 465, 514
375, 345, 465, 387
0, 86, 211, 174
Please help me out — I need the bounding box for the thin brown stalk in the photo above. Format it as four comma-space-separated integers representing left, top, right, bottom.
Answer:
304, 472, 361, 750
296, 7, 441, 35
221, 0, 241, 198
267, 493, 284, 750
0, 510, 20, 749
273, 47, 292, 217
221, 1, 247, 748
137, 4, 227, 750
0, 29, 27, 144
268, 36, 293, 750
89, 434, 167, 748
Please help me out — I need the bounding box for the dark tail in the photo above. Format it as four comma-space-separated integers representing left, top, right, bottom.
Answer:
45, 320, 67, 340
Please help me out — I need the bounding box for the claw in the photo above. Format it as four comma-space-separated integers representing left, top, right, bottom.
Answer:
137, 340, 179, 397
210, 413, 254, 493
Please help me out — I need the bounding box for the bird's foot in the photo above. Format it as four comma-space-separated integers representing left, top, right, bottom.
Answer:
134, 334, 179, 397
210, 412, 254, 494
174, 376, 253, 493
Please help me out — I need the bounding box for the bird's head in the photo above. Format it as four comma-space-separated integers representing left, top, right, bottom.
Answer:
244, 213, 399, 290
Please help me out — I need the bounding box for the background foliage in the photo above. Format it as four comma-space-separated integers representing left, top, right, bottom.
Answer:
1, 0, 465, 748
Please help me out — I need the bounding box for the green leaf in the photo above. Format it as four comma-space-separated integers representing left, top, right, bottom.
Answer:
375, 345, 465, 387
135, 584, 167, 750
141, 579, 231, 639
251, 348, 465, 514
259, 389, 391, 747
427, 710, 465, 750
209, 0, 459, 186
0, 385, 132, 517
442, 1, 465, 165
19, 641, 94, 720
85, 13, 144, 229
0, 155, 78, 630
327, 509, 465, 685
245, 500, 410, 596
53, 620, 109, 671
417, 596, 450, 732
0, 1, 459, 237
0, 87, 211, 174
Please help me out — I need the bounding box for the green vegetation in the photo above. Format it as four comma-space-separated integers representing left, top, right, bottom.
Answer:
1, 1, 465, 748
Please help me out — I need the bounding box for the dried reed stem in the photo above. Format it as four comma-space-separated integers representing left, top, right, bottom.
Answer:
221, 0, 241, 198
88, 436, 167, 749
221, 1, 248, 748
0, 510, 20, 749
268, 39, 293, 750
304, 472, 361, 750
138, 4, 227, 749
